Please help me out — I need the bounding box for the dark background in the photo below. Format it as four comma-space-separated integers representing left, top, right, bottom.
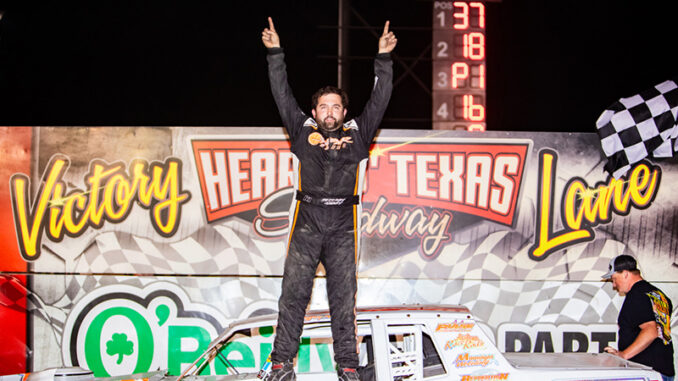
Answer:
0, 0, 675, 132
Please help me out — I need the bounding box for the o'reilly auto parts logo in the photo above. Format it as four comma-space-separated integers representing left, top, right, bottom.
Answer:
62, 282, 228, 377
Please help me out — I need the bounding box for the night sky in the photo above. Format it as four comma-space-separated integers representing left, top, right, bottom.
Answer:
0, 1, 675, 132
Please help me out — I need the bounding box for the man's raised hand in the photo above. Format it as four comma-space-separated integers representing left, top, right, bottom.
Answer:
261, 17, 280, 48
378, 20, 397, 53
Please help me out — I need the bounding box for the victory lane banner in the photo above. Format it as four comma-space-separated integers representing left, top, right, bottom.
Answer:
0, 127, 676, 375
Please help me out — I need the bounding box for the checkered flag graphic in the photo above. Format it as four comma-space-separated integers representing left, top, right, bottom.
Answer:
22, 217, 287, 347
44, 217, 286, 278
0, 275, 27, 313
359, 228, 627, 326
596, 77, 678, 178
1, 274, 69, 346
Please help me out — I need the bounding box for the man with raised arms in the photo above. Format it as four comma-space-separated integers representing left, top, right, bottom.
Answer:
261, 16, 397, 381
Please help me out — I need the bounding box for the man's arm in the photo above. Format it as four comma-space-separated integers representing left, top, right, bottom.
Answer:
356, 21, 397, 144
605, 320, 659, 359
262, 17, 306, 140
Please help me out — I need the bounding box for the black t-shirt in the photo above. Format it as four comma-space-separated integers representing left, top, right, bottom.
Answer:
618, 279, 674, 376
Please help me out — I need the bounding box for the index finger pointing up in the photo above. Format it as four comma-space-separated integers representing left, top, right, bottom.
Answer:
268, 17, 276, 31
382, 20, 390, 36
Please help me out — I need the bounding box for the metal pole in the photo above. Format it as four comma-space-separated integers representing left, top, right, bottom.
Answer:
338, 0, 343, 87
338, 0, 350, 92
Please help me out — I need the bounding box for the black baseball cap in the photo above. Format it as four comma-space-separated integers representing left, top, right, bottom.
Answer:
602, 254, 638, 279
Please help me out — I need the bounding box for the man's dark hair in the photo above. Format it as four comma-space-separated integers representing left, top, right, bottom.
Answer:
311, 86, 349, 109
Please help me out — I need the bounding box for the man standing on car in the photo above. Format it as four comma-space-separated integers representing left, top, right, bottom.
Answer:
603, 254, 675, 381
261, 16, 396, 381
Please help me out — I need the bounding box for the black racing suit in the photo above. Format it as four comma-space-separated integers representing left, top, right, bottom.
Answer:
266, 47, 393, 369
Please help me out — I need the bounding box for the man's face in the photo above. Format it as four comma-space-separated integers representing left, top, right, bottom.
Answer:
312, 93, 347, 132
610, 271, 628, 296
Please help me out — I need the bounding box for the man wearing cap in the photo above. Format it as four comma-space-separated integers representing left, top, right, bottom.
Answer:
602, 254, 675, 381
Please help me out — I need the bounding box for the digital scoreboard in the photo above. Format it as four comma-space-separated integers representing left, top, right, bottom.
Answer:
433, 1, 488, 131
